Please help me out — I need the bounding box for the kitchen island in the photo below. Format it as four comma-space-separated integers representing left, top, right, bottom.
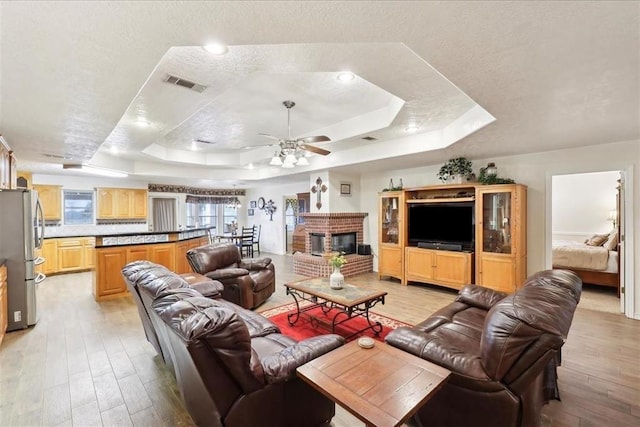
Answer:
93, 227, 212, 301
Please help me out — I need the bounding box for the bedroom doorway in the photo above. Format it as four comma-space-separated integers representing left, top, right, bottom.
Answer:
550, 170, 624, 314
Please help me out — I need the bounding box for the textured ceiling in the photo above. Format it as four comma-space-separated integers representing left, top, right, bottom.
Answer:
1, 1, 638, 187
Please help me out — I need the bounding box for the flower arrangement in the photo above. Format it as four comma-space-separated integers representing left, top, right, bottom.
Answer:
328, 251, 347, 269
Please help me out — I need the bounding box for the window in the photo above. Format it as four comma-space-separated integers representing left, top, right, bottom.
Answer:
223, 205, 238, 233
63, 190, 94, 225
186, 202, 218, 229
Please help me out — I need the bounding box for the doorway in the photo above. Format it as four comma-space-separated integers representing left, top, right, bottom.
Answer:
550, 171, 623, 314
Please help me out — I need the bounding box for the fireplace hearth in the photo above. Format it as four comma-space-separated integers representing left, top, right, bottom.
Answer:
310, 232, 357, 256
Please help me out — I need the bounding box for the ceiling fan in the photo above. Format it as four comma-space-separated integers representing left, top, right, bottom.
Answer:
257, 101, 331, 165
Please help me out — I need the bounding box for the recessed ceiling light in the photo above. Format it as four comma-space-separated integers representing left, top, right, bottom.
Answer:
203, 43, 228, 55
247, 163, 254, 170
405, 125, 419, 133
110, 146, 119, 154
337, 71, 355, 82
190, 141, 198, 151
136, 118, 151, 127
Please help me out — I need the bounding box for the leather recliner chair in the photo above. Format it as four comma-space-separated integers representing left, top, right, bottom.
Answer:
122, 260, 345, 427
122, 260, 224, 370
385, 269, 582, 427
186, 243, 276, 309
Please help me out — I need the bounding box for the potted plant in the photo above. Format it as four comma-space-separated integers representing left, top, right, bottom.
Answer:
437, 157, 473, 183
328, 252, 347, 289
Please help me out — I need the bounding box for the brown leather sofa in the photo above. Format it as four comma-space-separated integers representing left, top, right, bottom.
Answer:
122, 260, 224, 369
385, 269, 582, 427
122, 261, 344, 427
186, 242, 276, 309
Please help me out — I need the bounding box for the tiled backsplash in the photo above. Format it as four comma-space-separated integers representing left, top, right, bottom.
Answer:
44, 223, 149, 237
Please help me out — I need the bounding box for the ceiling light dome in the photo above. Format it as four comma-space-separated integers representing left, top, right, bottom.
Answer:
296, 156, 309, 166
283, 153, 297, 165
203, 43, 228, 55
337, 71, 355, 82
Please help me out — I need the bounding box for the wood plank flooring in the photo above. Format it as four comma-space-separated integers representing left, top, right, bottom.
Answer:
0, 253, 637, 426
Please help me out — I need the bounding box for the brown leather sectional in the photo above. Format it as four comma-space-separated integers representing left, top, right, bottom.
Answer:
122, 260, 345, 427
385, 269, 582, 427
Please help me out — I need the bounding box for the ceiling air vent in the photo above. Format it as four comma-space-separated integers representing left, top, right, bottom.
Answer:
362, 136, 377, 141
195, 139, 216, 145
164, 74, 207, 93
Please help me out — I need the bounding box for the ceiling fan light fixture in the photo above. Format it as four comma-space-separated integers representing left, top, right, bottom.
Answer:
283, 153, 297, 165
269, 155, 283, 166
203, 42, 228, 55
337, 71, 355, 82
281, 161, 295, 169
296, 156, 309, 166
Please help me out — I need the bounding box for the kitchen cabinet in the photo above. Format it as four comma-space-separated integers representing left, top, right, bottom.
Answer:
57, 238, 84, 272
475, 184, 527, 292
148, 243, 175, 271
16, 171, 32, 189
378, 191, 405, 282
94, 247, 128, 299
405, 247, 473, 290
33, 184, 62, 221
97, 188, 148, 220
0, 265, 7, 346
0, 139, 9, 189
40, 239, 58, 275
38, 238, 95, 275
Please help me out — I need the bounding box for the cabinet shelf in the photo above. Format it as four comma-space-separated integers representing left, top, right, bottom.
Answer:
407, 197, 475, 204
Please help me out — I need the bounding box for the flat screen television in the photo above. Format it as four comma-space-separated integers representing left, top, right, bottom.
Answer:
408, 202, 475, 250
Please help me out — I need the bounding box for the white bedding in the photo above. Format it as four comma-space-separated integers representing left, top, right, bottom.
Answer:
552, 240, 618, 273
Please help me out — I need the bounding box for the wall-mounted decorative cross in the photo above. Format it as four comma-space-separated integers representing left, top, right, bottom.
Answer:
311, 177, 327, 209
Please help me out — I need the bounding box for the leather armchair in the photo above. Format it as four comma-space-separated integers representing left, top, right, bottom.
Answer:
385, 269, 582, 427
122, 260, 345, 427
186, 243, 275, 309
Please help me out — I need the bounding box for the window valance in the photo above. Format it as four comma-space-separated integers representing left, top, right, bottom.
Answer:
185, 195, 239, 205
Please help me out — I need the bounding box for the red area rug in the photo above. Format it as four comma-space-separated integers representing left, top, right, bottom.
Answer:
260, 302, 412, 342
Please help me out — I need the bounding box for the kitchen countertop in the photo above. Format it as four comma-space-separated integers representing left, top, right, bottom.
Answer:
45, 226, 215, 239
94, 227, 213, 248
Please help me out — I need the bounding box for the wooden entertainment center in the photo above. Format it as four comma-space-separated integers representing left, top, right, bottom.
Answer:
379, 183, 527, 293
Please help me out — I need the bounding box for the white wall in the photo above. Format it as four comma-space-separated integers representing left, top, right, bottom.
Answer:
552, 171, 619, 241
245, 181, 309, 255
356, 139, 639, 318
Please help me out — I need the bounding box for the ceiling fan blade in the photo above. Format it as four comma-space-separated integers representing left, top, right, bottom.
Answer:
259, 133, 282, 141
300, 144, 331, 156
298, 135, 330, 143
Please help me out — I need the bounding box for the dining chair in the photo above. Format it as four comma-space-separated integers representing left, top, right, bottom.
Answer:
239, 226, 254, 257
252, 224, 261, 256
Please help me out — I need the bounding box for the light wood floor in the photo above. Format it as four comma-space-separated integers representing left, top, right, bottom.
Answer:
0, 253, 637, 426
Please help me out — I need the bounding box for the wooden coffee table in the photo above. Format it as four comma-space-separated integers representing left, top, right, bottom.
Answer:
284, 277, 387, 340
297, 341, 450, 427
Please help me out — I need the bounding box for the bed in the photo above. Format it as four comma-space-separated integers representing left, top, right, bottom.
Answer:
552, 233, 619, 292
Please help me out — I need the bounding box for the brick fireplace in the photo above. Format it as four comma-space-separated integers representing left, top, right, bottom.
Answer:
293, 212, 373, 278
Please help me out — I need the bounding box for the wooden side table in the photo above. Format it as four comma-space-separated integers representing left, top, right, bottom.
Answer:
297, 341, 450, 427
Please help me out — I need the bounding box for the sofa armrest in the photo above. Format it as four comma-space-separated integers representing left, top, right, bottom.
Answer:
239, 257, 273, 271
385, 327, 491, 381
261, 335, 345, 384
190, 280, 224, 298
455, 284, 507, 310
205, 268, 250, 281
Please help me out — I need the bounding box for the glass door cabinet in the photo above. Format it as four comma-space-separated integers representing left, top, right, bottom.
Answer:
475, 184, 527, 292
378, 191, 405, 282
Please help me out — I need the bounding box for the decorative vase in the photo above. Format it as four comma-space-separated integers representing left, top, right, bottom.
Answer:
448, 175, 463, 184
329, 267, 344, 289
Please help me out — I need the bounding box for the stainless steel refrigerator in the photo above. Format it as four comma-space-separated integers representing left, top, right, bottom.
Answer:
0, 189, 46, 331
